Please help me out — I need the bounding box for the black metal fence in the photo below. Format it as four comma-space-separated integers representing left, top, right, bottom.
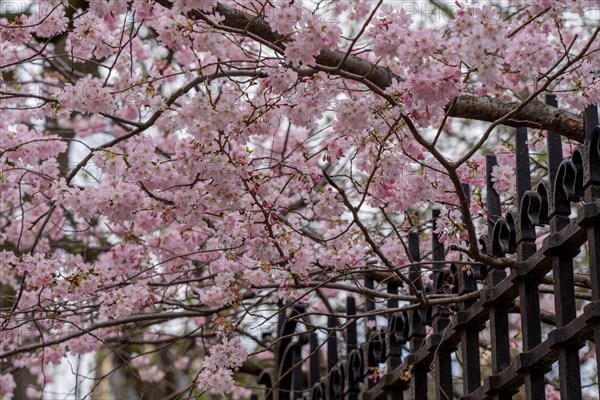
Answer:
253, 99, 600, 400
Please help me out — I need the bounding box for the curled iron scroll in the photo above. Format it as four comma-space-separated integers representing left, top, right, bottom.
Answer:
367, 330, 387, 364
347, 348, 364, 382
584, 126, 600, 186
328, 363, 344, 399
489, 123, 600, 257
310, 382, 324, 400
521, 191, 541, 237
258, 370, 274, 400
500, 211, 517, 254
389, 312, 409, 344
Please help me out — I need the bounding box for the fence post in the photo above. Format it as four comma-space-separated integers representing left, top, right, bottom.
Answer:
386, 281, 400, 369
292, 337, 305, 400
433, 269, 454, 400
364, 272, 377, 390
514, 125, 545, 399
430, 211, 453, 400
327, 315, 342, 400
365, 271, 376, 326
309, 332, 320, 389
385, 281, 405, 400
582, 104, 600, 391
346, 296, 361, 400
516, 124, 548, 399
278, 304, 306, 400
456, 183, 481, 397
485, 158, 512, 400
548, 116, 582, 399
327, 315, 338, 372
455, 182, 480, 396
408, 231, 427, 400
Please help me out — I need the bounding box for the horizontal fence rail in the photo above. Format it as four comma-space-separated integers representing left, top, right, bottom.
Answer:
253, 101, 600, 400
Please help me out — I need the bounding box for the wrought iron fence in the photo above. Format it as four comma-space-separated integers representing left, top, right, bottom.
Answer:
252, 99, 600, 400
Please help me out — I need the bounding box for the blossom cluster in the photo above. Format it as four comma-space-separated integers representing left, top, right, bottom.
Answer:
197, 337, 248, 395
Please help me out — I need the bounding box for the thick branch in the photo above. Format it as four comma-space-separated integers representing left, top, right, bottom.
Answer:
154, 0, 586, 142
446, 95, 584, 142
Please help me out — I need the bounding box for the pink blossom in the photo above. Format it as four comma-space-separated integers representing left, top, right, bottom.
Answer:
0, 373, 16, 400
199, 286, 229, 308
59, 77, 116, 115
174, 356, 190, 369
491, 164, 514, 197
197, 368, 236, 395
197, 337, 248, 395
545, 385, 560, 400
139, 365, 166, 383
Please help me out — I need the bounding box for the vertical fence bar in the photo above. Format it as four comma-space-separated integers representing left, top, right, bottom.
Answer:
584, 103, 599, 141
514, 126, 546, 399
276, 302, 286, 400
551, 220, 581, 400
456, 185, 480, 400
432, 209, 453, 400
279, 319, 292, 400
292, 344, 303, 399
346, 296, 360, 400
364, 273, 376, 390
309, 332, 320, 389
327, 316, 338, 372
327, 314, 341, 400
432, 209, 445, 287
484, 159, 511, 400
455, 262, 478, 397
582, 104, 600, 391
548, 124, 582, 400
277, 305, 306, 400
408, 231, 427, 400
486, 156, 502, 227
347, 296, 358, 353
386, 281, 400, 368
386, 281, 403, 400
432, 295, 453, 400
408, 230, 423, 294
452, 202, 481, 395
515, 127, 531, 202
365, 273, 376, 327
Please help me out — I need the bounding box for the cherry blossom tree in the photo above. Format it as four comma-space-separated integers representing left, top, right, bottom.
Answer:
0, 0, 598, 398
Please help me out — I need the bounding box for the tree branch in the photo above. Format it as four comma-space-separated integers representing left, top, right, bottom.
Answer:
153, 0, 586, 143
